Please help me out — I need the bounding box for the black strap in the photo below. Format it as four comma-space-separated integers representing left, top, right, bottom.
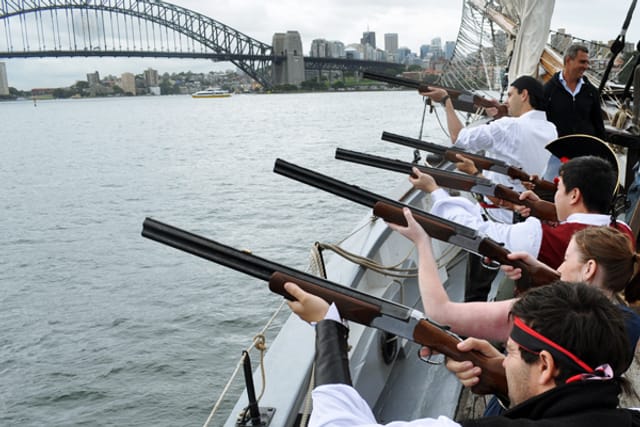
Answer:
599, 0, 638, 93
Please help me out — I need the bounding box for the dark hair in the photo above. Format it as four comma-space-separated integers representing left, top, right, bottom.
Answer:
510, 75, 545, 110
511, 281, 631, 383
564, 44, 589, 62
572, 227, 640, 302
559, 156, 616, 213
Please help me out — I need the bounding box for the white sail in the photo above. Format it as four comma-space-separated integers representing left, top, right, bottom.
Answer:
502, 0, 555, 81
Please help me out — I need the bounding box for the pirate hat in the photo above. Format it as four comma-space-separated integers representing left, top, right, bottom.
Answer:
545, 134, 620, 184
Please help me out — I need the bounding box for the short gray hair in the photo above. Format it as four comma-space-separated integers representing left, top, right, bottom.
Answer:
564, 44, 589, 62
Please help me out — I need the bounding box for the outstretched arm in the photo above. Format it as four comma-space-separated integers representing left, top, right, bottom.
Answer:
387, 208, 514, 342
419, 87, 464, 143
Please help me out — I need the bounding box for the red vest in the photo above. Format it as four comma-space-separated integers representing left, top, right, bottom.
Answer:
539, 221, 634, 269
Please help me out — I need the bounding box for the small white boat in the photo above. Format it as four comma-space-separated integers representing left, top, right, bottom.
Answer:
191, 88, 231, 98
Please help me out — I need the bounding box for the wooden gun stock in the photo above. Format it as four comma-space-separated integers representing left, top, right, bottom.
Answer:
493, 185, 558, 222
372, 202, 560, 293
269, 272, 380, 325
411, 319, 508, 397
501, 167, 558, 193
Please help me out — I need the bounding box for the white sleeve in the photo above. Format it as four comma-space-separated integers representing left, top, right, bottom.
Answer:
310, 384, 461, 427
454, 119, 511, 153
430, 189, 543, 257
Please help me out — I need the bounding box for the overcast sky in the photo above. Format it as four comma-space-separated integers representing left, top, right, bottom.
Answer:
3, 0, 640, 90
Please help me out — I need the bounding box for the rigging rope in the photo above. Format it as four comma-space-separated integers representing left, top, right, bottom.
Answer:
201, 299, 287, 427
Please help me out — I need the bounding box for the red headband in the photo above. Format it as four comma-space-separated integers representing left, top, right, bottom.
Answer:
511, 316, 594, 374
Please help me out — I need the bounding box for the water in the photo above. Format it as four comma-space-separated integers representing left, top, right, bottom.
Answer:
1, 91, 446, 426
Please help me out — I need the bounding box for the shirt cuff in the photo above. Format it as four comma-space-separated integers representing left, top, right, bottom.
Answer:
430, 188, 450, 202
311, 302, 349, 328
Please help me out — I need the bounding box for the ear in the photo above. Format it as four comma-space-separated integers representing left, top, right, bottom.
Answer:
568, 187, 581, 206
583, 259, 597, 281
537, 350, 560, 387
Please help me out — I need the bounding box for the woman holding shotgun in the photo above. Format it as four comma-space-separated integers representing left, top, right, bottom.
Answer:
386, 207, 640, 353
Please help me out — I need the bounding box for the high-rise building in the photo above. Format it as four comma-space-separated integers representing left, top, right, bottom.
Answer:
419, 44, 430, 59
87, 71, 100, 86
361, 31, 376, 49
144, 68, 159, 86
397, 47, 411, 64
310, 39, 329, 57
384, 33, 398, 54
324, 41, 345, 58
430, 37, 444, 59
0, 62, 9, 95
120, 72, 136, 95
445, 41, 456, 60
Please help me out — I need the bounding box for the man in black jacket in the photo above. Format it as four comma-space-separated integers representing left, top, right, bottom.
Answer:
543, 44, 605, 181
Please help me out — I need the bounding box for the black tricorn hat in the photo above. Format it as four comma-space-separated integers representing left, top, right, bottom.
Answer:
545, 134, 620, 182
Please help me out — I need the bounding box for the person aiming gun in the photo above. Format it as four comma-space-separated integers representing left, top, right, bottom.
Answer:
285, 280, 638, 426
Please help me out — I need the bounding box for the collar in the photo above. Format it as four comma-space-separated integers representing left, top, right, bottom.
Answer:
518, 109, 547, 120
559, 72, 584, 96
564, 213, 610, 225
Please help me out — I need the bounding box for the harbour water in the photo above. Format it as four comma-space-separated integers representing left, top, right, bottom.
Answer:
1, 91, 448, 426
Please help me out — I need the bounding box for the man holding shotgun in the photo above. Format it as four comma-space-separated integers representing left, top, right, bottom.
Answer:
284, 280, 639, 426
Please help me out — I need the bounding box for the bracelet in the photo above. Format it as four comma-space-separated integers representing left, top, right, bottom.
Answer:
440, 95, 450, 106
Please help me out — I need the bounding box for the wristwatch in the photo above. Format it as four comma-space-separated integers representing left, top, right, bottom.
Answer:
440, 95, 450, 106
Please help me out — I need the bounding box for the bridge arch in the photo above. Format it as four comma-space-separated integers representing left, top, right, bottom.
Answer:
0, 0, 276, 87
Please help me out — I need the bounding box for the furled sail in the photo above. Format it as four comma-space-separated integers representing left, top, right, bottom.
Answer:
501, 0, 555, 81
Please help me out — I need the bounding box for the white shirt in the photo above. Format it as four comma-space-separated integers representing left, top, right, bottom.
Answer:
430, 188, 616, 258
455, 109, 557, 223
310, 384, 461, 427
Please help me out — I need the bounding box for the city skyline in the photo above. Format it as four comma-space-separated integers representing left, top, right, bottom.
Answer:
2, 0, 639, 90
1, 29, 455, 91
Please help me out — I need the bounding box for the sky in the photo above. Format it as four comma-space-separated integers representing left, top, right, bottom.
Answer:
2, 0, 640, 90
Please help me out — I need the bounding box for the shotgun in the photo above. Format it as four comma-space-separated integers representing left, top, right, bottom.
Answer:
273, 159, 559, 292
141, 217, 508, 398
334, 147, 558, 222
362, 70, 508, 119
381, 131, 558, 193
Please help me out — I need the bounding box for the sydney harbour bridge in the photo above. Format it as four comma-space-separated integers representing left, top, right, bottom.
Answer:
0, 0, 404, 88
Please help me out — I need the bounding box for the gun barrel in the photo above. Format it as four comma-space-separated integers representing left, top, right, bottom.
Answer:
381, 131, 449, 155
362, 70, 421, 89
334, 148, 487, 191
273, 158, 477, 240
335, 147, 418, 176
141, 217, 411, 322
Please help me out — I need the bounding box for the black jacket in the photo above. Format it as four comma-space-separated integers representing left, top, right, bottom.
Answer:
543, 72, 605, 139
462, 380, 640, 427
